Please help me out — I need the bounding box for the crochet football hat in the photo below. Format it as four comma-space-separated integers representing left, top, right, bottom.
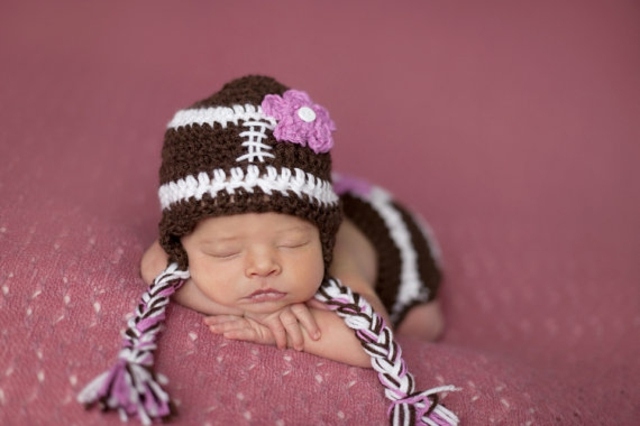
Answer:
77, 75, 459, 426
158, 75, 342, 270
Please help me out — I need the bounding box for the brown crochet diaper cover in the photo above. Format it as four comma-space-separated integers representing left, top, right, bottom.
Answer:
335, 175, 443, 326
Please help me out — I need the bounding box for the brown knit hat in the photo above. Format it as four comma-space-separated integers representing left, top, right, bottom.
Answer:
158, 75, 342, 270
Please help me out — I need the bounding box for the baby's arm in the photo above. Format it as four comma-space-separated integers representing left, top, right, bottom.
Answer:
206, 303, 372, 368
296, 305, 373, 367
206, 275, 387, 369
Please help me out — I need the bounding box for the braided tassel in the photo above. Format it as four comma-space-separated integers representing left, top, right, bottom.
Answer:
315, 277, 459, 426
77, 263, 190, 425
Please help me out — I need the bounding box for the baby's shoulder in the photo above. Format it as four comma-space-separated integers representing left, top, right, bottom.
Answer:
330, 219, 377, 287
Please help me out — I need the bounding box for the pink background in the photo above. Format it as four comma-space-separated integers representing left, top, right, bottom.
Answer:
1, 1, 639, 424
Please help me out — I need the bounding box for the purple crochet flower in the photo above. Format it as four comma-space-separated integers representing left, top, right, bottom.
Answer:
261, 89, 336, 154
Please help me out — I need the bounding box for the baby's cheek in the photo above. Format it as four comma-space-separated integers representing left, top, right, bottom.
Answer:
191, 270, 236, 303
302, 269, 325, 300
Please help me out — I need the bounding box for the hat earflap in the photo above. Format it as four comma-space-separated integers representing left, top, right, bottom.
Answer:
315, 277, 459, 426
77, 263, 189, 425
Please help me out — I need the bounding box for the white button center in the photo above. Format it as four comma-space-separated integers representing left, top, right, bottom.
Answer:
297, 106, 316, 123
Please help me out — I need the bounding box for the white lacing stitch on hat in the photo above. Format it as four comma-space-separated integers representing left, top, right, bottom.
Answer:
168, 104, 277, 164
167, 104, 276, 130
237, 119, 275, 163
158, 165, 339, 210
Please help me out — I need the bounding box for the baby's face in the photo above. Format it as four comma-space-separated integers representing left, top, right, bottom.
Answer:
181, 212, 325, 315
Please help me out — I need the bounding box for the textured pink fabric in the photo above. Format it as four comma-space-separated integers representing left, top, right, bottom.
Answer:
1, 1, 639, 425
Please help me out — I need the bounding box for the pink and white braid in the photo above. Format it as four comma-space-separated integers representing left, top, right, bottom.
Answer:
315, 277, 459, 426
77, 263, 189, 425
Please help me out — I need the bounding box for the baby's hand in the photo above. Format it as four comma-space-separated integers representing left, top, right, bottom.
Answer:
204, 303, 321, 351
204, 315, 277, 347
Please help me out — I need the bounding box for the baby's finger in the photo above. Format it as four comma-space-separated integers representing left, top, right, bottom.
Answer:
204, 315, 242, 326
280, 309, 304, 351
263, 318, 287, 349
224, 328, 258, 342
208, 318, 248, 334
290, 304, 321, 340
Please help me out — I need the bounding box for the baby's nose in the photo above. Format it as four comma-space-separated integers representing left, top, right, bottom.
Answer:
245, 248, 281, 277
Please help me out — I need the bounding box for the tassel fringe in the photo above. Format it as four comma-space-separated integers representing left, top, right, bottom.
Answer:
316, 277, 459, 426
77, 263, 189, 424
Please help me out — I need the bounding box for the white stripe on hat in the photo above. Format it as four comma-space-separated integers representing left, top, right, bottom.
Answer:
167, 104, 276, 129
158, 165, 339, 210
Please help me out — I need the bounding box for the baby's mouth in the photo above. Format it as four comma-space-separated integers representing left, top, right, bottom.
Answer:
246, 288, 286, 302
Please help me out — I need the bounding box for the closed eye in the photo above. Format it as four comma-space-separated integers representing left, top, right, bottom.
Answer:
278, 240, 310, 249
204, 250, 241, 260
